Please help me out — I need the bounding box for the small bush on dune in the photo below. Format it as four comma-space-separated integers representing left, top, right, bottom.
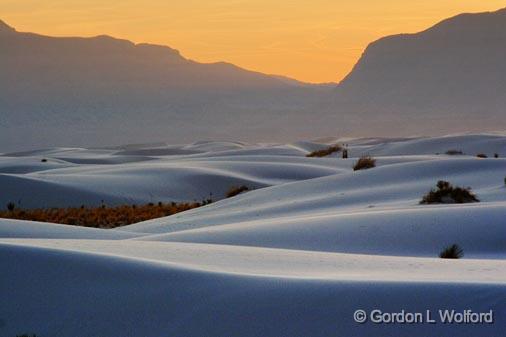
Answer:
306, 144, 342, 158
353, 156, 376, 171
6, 202, 15, 211
445, 150, 463, 155
226, 185, 250, 198
476, 153, 488, 158
420, 181, 479, 204
439, 244, 464, 259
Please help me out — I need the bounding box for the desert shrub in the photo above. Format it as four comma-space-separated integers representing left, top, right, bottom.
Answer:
226, 185, 250, 198
306, 144, 342, 158
476, 153, 488, 158
0, 201, 203, 229
445, 150, 463, 155
494, 153, 499, 158
439, 244, 464, 259
420, 181, 479, 204
353, 156, 376, 171
6, 202, 15, 211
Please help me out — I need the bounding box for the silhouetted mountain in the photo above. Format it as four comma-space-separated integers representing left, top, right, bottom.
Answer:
1, 8, 506, 151
0, 19, 330, 151
334, 8, 506, 134
0, 20, 15, 34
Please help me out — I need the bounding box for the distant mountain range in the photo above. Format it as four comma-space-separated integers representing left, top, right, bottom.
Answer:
1, 8, 506, 151
0, 19, 332, 151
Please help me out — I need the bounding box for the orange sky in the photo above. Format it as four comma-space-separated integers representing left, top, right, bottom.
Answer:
2, 1, 505, 83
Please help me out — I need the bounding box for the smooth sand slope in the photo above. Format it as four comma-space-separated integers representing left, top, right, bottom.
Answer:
0, 142, 342, 208
1, 134, 506, 336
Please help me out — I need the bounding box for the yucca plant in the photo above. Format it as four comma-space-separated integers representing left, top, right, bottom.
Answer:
6, 202, 15, 212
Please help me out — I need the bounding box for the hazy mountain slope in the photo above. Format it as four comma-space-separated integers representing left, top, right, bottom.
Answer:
334, 8, 506, 134
2, 8, 506, 151
0, 20, 330, 152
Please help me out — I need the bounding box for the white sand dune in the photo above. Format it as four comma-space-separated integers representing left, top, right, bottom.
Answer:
1, 134, 506, 336
0, 218, 137, 239
125, 157, 506, 235
0, 144, 342, 208
3, 242, 504, 337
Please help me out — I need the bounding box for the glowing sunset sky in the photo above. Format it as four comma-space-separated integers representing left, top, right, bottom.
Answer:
1, 1, 505, 83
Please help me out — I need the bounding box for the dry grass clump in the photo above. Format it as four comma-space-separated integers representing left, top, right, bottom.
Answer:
420, 181, 479, 204
353, 156, 376, 171
0, 201, 204, 229
226, 185, 250, 198
439, 244, 464, 259
445, 150, 463, 155
306, 144, 342, 158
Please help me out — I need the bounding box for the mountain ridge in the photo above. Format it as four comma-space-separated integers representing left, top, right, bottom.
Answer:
340, 7, 506, 87
0, 18, 320, 87
0, 19, 331, 151
1, 8, 506, 151
335, 7, 506, 135
0, 19, 15, 33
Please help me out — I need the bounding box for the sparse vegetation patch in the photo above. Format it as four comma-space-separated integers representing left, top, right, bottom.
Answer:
420, 180, 479, 204
226, 185, 250, 198
476, 153, 488, 158
445, 150, 463, 155
306, 144, 342, 158
0, 201, 206, 229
